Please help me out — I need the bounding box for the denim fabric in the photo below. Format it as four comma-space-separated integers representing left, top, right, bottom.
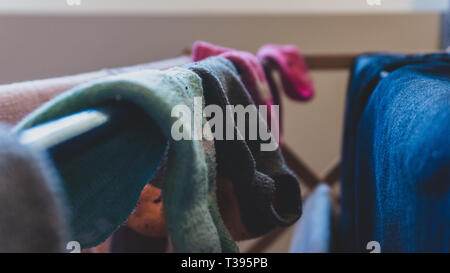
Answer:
341, 53, 450, 252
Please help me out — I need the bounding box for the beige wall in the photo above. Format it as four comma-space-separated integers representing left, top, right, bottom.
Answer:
0, 13, 442, 252
0, 14, 442, 84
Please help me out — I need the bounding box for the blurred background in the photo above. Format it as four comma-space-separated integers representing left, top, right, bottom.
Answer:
0, 0, 448, 252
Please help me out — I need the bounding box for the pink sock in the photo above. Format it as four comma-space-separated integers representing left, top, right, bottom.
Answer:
191, 41, 230, 62
257, 44, 315, 101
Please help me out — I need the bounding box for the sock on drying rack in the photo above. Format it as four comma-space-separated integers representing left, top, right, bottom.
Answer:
257, 44, 315, 101
192, 41, 280, 140
187, 57, 302, 239
13, 68, 237, 253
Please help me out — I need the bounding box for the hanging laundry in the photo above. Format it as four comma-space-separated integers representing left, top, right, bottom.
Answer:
2, 54, 303, 251
257, 44, 314, 101
12, 68, 237, 253
341, 53, 450, 252
0, 125, 69, 252
192, 41, 272, 106
191, 41, 280, 140
191, 41, 315, 141
0, 58, 190, 250
187, 57, 302, 238
257, 44, 315, 135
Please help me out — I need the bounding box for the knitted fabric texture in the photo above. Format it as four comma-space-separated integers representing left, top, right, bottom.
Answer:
191, 41, 280, 140
257, 44, 314, 101
0, 58, 191, 241
192, 41, 271, 106
187, 57, 302, 238
13, 68, 237, 252
0, 124, 69, 252
257, 44, 315, 135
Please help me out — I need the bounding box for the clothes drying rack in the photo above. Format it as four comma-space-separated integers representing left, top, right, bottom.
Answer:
18, 51, 354, 252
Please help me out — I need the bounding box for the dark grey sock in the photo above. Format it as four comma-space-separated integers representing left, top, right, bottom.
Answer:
187, 57, 302, 236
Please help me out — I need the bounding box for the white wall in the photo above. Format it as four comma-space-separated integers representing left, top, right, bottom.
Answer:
0, 0, 448, 14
